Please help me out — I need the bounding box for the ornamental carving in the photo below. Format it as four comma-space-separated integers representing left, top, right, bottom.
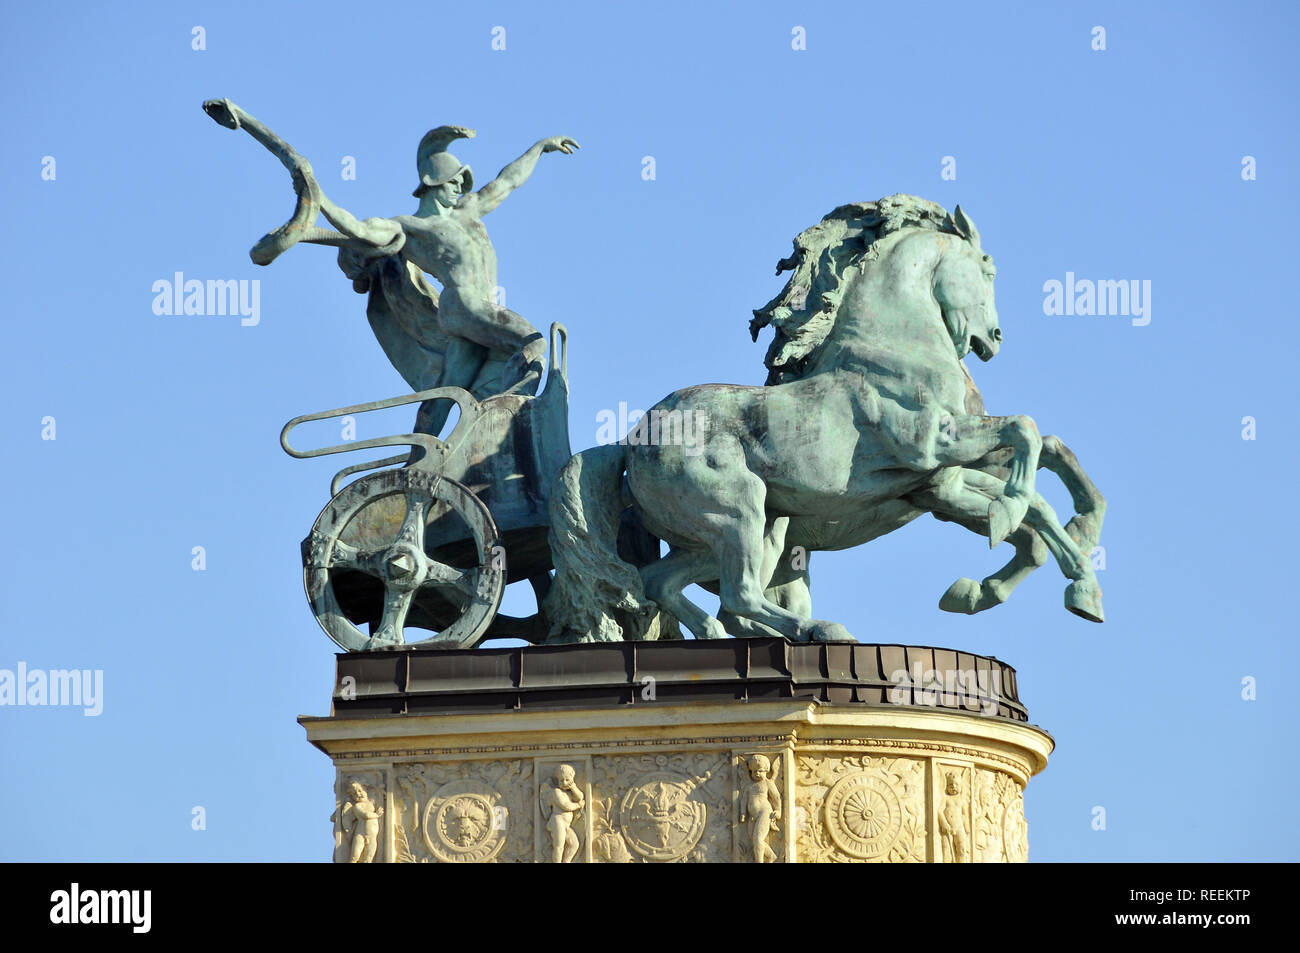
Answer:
393, 760, 532, 863
331, 744, 1035, 863
620, 771, 708, 861
590, 753, 730, 862
796, 754, 926, 863
424, 779, 505, 863
536, 759, 590, 863
735, 752, 784, 863
332, 772, 386, 864
591, 796, 633, 863
973, 768, 1027, 863
937, 765, 972, 863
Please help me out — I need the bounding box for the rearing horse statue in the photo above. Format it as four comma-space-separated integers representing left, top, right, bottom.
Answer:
542, 195, 1105, 643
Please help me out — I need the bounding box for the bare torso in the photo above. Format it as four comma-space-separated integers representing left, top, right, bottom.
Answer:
391, 211, 498, 302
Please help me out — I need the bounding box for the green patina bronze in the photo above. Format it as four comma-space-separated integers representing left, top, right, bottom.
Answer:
205, 103, 1104, 650
542, 196, 1105, 643
202, 99, 578, 439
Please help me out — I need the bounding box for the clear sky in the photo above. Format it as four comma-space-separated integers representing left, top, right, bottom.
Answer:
2, 0, 1296, 861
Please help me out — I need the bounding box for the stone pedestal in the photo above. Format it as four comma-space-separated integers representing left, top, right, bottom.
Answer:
303, 639, 1052, 863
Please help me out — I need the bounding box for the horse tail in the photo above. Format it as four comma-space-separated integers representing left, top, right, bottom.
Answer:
542, 444, 662, 642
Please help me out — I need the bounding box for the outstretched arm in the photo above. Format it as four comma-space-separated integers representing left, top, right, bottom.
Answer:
474, 136, 579, 214
317, 193, 402, 249
262, 185, 402, 256
203, 98, 402, 261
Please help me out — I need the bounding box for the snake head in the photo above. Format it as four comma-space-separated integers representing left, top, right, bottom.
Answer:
202, 98, 241, 130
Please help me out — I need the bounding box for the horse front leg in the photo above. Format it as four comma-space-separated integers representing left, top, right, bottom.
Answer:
914, 469, 1048, 613
936, 430, 1106, 613
1023, 492, 1105, 622
938, 527, 1048, 614
915, 467, 1103, 622
936, 433, 1104, 612
640, 546, 728, 640
934, 413, 1042, 546
1039, 434, 1106, 556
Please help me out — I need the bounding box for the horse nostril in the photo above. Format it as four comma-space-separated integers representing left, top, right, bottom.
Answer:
991, 328, 1002, 342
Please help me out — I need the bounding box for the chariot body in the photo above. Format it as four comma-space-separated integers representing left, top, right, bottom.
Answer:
282, 324, 571, 650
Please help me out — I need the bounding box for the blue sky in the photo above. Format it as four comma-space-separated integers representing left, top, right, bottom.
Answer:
2, 0, 1296, 861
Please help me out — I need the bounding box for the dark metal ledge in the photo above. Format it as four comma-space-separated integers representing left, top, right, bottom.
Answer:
330, 638, 1028, 722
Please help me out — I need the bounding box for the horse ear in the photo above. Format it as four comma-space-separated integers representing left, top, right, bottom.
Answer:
952, 205, 981, 249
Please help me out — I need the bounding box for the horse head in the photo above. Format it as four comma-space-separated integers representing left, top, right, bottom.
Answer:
934, 205, 1000, 362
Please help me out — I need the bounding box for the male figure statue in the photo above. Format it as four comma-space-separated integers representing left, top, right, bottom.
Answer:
203, 99, 579, 437
938, 772, 970, 863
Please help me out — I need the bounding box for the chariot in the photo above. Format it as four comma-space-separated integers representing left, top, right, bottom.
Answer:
281, 324, 571, 651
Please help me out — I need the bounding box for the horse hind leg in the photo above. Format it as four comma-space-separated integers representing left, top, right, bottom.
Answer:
757, 560, 813, 627
714, 490, 852, 643
639, 519, 804, 642
718, 516, 808, 638
640, 547, 728, 640
719, 576, 811, 638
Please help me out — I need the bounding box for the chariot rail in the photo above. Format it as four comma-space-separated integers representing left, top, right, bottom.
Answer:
280, 323, 568, 496
280, 386, 479, 495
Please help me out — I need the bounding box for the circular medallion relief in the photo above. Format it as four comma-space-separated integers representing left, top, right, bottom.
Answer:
422, 780, 505, 863
619, 772, 707, 862
823, 772, 904, 859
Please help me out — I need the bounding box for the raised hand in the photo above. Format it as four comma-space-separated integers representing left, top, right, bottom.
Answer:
541, 136, 580, 155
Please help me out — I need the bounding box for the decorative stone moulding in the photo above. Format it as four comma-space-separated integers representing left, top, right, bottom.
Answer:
306, 639, 1051, 863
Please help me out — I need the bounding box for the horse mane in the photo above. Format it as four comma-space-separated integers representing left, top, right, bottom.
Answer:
750, 194, 961, 384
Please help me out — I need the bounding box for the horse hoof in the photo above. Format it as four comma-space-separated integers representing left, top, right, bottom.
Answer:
699, 617, 730, 640
807, 620, 855, 643
987, 497, 1027, 548
939, 578, 982, 614
1064, 580, 1105, 623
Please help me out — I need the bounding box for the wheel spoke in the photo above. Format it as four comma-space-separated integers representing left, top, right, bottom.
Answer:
397, 487, 430, 549
334, 545, 391, 577
419, 559, 475, 602
371, 586, 415, 645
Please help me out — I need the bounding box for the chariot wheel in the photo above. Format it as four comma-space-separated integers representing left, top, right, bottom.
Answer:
303, 468, 505, 651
